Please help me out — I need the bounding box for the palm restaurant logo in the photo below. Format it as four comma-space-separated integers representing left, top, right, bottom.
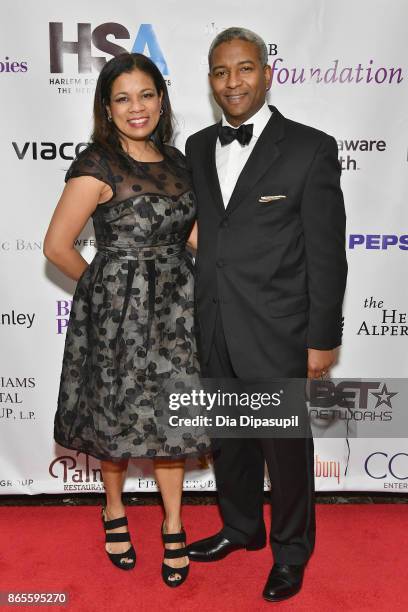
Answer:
49, 22, 168, 75
49, 451, 104, 491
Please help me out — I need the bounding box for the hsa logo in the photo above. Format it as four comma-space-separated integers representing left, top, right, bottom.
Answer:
49, 22, 169, 75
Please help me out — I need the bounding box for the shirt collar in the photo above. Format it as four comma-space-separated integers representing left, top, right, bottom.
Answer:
221, 101, 272, 139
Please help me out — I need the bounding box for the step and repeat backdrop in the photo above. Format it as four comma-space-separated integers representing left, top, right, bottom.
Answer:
1, 0, 407, 495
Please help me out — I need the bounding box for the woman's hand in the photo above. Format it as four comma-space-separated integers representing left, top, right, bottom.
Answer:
43, 176, 110, 280
186, 221, 198, 251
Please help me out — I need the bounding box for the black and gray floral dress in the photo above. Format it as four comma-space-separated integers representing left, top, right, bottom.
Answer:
54, 143, 210, 461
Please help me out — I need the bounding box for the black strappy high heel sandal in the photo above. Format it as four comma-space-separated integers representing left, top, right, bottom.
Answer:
161, 521, 189, 587
101, 507, 136, 570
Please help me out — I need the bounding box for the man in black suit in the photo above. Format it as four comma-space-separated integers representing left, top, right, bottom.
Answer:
185, 27, 347, 602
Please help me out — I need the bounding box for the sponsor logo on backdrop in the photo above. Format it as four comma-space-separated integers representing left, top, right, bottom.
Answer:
200, 23, 278, 74
57, 300, 72, 334
0, 238, 94, 253
0, 377, 36, 422
0, 478, 34, 489
204, 38, 402, 87
0, 56, 28, 73
348, 234, 408, 250
121, 477, 215, 491
1, 240, 42, 252
180, 455, 216, 490
202, 35, 402, 88
179, 478, 216, 490
0, 312, 35, 328
49, 451, 215, 491
308, 380, 397, 422
12, 141, 88, 160
269, 58, 404, 85
48, 22, 169, 94
358, 297, 407, 336
315, 455, 341, 484
336, 138, 386, 171
365, 452, 408, 489
49, 452, 104, 491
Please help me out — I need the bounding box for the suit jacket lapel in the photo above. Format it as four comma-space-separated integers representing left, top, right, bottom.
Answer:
203, 123, 225, 216
225, 106, 286, 216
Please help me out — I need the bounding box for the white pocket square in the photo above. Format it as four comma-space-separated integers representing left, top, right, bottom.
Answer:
259, 195, 287, 202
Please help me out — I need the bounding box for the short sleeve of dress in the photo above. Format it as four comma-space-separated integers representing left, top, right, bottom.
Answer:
164, 145, 188, 169
65, 145, 116, 194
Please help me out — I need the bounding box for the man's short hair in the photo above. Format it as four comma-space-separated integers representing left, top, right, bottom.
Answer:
208, 27, 268, 68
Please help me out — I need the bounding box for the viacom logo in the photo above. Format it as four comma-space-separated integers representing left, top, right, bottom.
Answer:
365, 452, 408, 489
49, 23, 168, 75
12, 141, 88, 161
49, 451, 104, 491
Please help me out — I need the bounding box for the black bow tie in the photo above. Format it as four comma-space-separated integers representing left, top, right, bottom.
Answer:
218, 123, 254, 146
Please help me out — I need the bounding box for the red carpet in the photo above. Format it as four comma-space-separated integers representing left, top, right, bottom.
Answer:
0, 504, 407, 611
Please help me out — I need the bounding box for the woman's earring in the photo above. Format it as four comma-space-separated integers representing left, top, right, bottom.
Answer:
159, 107, 164, 116
107, 114, 112, 122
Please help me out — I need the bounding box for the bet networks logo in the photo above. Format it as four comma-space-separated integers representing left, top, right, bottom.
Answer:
308, 379, 398, 423
49, 22, 168, 75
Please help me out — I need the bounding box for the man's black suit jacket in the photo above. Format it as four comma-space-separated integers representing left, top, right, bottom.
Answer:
185, 106, 348, 378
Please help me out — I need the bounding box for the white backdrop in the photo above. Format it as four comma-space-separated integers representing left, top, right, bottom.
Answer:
1, 0, 407, 494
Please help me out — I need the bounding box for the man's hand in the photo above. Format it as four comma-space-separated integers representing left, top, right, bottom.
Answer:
307, 348, 336, 379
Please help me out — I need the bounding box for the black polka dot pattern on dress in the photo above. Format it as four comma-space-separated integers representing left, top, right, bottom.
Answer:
54, 143, 209, 461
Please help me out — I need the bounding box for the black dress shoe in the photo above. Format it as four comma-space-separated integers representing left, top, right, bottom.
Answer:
188, 530, 266, 562
262, 563, 305, 602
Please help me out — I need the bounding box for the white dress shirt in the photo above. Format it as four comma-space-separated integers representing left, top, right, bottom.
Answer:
216, 102, 272, 208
